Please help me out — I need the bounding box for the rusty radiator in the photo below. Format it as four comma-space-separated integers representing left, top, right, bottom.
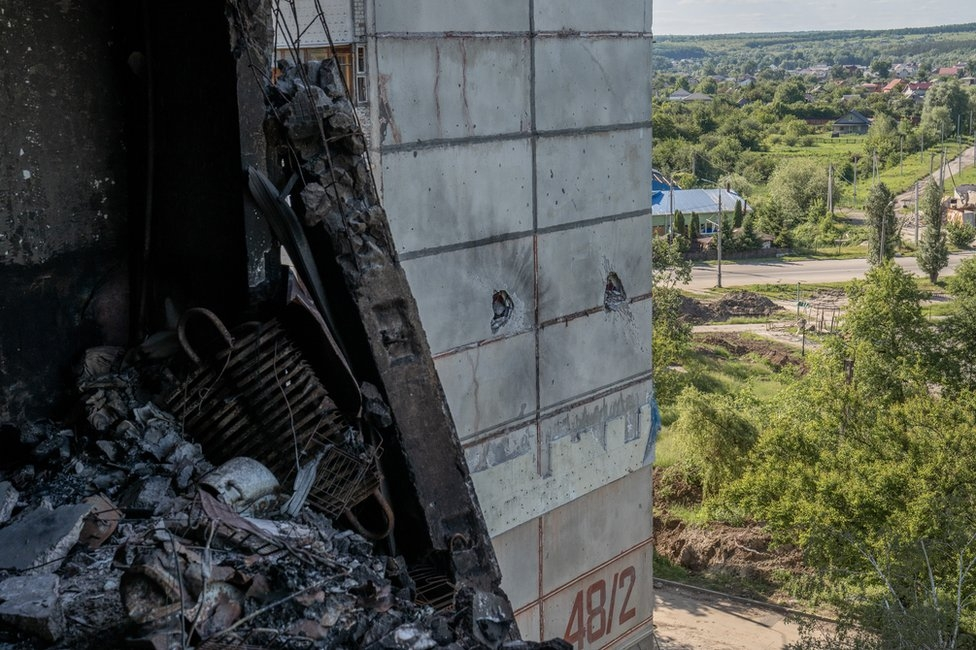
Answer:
166, 308, 384, 527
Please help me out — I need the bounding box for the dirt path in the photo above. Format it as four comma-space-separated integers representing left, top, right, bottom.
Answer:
654, 581, 803, 649
692, 322, 815, 350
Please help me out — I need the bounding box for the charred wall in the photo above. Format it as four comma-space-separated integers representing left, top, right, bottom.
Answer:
0, 0, 129, 421
0, 1, 276, 421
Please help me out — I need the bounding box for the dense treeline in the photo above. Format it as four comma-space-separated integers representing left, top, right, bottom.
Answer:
656, 260, 976, 648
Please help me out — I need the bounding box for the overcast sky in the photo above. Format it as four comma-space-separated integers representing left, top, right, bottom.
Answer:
655, 0, 976, 35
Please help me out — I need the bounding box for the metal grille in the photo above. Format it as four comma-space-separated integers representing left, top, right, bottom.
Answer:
167, 308, 375, 521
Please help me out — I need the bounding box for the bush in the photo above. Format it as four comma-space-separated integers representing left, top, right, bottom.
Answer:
947, 221, 976, 249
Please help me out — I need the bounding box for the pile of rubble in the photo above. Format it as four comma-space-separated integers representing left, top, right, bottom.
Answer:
0, 346, 566, 649
679, 291, 782, 324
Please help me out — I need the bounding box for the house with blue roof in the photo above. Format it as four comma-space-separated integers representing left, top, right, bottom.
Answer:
651, 183, 748, 236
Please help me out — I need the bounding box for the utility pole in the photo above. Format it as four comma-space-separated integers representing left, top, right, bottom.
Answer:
872, 149, 879, 185
914, 181, 919, 248
880, 199, 886, 262
669, 183, 674, 237
959, 115, 963, 175
940, 148, 946, 192
900, 135, 904, 177
853, 158, 858, 207
827, 163, 834, 214
716, 187, 723, 288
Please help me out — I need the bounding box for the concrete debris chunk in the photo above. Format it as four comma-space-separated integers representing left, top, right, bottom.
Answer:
78, 494, 122, 549
0, 502, 93, 572
0, 574, 65, 642
0, 481, 18, 524
118, 476, 173, 517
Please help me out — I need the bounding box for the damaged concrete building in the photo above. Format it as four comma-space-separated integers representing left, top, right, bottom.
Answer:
0, 1, 654, 648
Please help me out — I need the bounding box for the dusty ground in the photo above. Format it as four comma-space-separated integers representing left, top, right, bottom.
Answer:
654, 581, 803, 650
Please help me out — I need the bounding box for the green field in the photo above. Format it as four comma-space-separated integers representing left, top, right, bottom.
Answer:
767, 132, 974, 209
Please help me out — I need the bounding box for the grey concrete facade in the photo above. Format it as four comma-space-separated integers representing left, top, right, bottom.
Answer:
365, 1, 654, 647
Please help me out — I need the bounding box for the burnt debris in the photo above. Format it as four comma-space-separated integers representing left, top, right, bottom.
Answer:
2, 4, 556, 644
0, 348, 569, 649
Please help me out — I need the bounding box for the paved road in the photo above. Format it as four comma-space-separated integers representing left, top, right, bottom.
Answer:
688, 251, 976, 291
896, 144, 975, 205
654, 582, 803, 649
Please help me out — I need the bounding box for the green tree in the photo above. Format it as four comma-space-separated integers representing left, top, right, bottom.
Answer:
652, 236, 693, 400
845, 261, 929, 403
864, 113, 899, 166
869, 57, 891, 78
669, 387, 758, 498
921, 78, 971, 142
673, 210, 686, 238
690, 212, 701, 239
766, 158, 836, 229
936, 258, 976, 394
772, 77, 807, 108
720, 212, 735, 252
736, 212, 760, 249
946, 222, 976, 249
733, 199, 744, 228
917, 182, 949, 283
865, 182, 898, 266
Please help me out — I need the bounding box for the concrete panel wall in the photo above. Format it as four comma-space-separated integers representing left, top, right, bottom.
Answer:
374, 0, 530, 33
492, 469, 655, 646
534, 0, 652, 33
534, 39, 652, 131
536, 216, 651, 322
538, 301, 651, 410
381, 141, 532, 254
541, 541, 654, 648
401, 239, 535, 353
368, 0, 653, 643
375, 38, 530, 145
435, 335, 537, 440
541, 467, 652, 593
536, 129, 651, 229
494, 519, 541, 611
369, 0, 652, 538
467, 380, 652, 536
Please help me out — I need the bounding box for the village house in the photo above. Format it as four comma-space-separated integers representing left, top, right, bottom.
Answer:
832, 109, 872, 136
947, 185, 976, 227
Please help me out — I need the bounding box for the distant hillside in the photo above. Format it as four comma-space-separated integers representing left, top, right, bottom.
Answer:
654, 23, 976, 73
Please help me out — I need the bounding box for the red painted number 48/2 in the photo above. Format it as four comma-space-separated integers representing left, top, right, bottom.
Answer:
563, 565, 637, 647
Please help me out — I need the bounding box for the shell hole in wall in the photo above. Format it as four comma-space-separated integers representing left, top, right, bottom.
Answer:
604, 272, 627, 311
490, 290, 514, 332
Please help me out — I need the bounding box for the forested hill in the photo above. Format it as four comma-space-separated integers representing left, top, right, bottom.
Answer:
655, 23, 976, 73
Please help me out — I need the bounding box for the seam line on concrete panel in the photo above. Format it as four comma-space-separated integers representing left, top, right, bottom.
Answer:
459, 371, 652, 448
429, 292, 652, 360
538, 293, 652, 329
602, 615, 656, 650
537, 370, 652, 422
536, 208, 652, 235
397, 209, 650, 261
378, 121, 653, 154
398, 229, 533, 261
542, 537, 654, 600
529, 0, 546, 486
528, 3, 545, 640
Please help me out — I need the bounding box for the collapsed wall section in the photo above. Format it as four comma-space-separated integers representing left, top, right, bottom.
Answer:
365, 2, 655, 646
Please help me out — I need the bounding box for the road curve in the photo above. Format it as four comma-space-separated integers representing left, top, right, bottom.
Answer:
687, 251, 976, 291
